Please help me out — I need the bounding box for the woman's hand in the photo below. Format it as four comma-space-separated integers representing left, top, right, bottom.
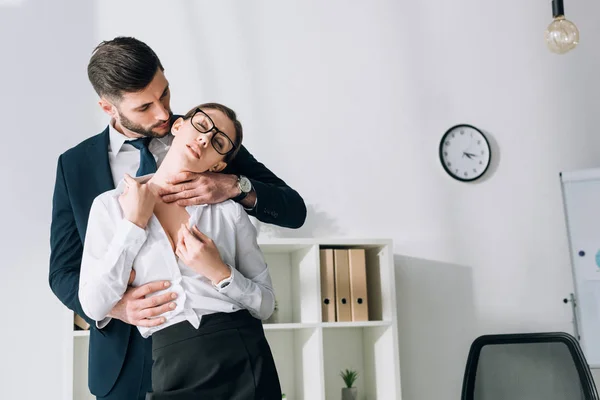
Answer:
176, 224, 231, 284
118, 174, 156, 229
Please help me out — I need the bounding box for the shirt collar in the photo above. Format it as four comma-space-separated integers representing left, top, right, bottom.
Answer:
115, 173, 154, 192
108, 120, 128, 155
108, 119, 174, 155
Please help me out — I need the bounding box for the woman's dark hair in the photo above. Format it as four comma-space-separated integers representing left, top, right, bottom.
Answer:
87, 36, 164, 100
184, 103, 244, 163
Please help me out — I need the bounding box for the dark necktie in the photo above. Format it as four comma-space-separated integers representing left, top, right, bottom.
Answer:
128, 137, 158, 176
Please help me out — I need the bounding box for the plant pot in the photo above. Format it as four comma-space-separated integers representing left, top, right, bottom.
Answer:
341, 387, 357, 400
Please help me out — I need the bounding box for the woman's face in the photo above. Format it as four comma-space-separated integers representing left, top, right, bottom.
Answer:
170, 108, 237, 173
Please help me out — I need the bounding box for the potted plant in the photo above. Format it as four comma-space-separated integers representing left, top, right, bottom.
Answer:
340, 368, 359, 400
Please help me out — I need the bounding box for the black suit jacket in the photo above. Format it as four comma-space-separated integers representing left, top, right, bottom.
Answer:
48, 127, 306, 396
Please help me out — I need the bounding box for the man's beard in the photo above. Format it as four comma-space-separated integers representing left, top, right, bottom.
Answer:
118, 110, 174, 138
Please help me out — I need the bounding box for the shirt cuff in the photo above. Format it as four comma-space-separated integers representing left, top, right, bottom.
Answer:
115, 218, 148, 251
96, 317, 112, 330
217, 265, 248, 300
243, 196, 258, 211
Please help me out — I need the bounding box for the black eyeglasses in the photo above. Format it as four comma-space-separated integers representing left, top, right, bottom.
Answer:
190, 108, 236, 155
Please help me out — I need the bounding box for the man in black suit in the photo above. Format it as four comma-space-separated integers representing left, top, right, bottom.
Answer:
49, 36, 306, 399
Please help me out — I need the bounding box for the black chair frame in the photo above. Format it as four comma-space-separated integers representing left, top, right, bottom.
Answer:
461, 332, 599, 400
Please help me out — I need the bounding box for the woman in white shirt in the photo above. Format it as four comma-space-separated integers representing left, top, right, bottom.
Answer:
79, 103, 281, 399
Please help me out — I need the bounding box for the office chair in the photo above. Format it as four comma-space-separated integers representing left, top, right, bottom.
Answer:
461, 332, 599, 400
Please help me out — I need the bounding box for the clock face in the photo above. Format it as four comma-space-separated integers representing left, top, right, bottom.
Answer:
439, 124, 491, 181
240, 176, 252, 192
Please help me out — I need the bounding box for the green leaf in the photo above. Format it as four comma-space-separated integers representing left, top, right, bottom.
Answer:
339, 368, 359, 388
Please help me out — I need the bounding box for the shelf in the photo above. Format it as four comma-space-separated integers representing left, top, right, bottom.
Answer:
264, 328, 323, 400
320, 320, 392, 329
322, 325, 399, 400
258, 238, 393, 247
264, 323, 318, 330
262, 245, 321, 324
263, 321, 392, 330
73, 320, 393, 337
73, 333, 94, 400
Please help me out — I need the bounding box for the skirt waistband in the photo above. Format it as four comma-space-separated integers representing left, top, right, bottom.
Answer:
151, 309, 260, 350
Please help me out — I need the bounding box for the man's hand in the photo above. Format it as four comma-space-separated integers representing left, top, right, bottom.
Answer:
176, 224, 231, 285
108, 278, 177, 328
119, 174, 156, 229
159, 171, 239, 206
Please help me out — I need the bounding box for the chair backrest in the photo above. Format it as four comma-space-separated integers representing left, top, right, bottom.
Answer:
461, 332, 599, 400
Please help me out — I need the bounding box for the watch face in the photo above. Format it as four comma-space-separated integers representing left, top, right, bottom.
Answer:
439, 124, 491, 182
239, 176, 252, 192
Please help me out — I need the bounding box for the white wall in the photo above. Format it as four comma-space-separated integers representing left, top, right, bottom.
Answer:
0, 0, 96, 398
3, 0, 600, 398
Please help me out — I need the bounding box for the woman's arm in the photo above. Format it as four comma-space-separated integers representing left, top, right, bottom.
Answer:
79, 195, 148, 321
215, 206, 275, 320
177, 205, 275, 320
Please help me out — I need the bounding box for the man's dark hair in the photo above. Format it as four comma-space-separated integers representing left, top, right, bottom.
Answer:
184, 103, 244, 163
87, 36, 164, 101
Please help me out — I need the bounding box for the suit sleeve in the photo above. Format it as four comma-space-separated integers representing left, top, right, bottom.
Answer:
230, 145, 307, 229
48, 155, 94, 326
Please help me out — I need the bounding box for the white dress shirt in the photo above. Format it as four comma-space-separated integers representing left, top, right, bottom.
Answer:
79, 174, 275, 338
107, 121, 172, 187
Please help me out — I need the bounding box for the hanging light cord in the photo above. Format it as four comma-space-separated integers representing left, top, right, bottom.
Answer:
552, 0, 565, 18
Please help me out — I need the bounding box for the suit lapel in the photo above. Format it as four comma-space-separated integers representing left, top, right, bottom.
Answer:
71, 127, 115, 242
85, 127, 115, 195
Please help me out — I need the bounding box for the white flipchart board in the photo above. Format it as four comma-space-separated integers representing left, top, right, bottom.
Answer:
561, 168, 600, 368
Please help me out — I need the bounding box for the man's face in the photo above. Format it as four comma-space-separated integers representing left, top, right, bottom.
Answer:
104, 69, 173, 138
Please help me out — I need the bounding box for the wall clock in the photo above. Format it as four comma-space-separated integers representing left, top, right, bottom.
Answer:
439, 124, 491, 182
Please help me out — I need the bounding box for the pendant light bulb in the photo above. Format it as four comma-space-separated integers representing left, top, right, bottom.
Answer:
545, 0, 579, 54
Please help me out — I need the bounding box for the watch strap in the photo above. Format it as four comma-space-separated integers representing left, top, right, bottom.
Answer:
231, 190, 248, 203
213, 267, 233, 290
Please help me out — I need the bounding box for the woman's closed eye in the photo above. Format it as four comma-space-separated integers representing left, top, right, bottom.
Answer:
195, 121, 209, 131
214, 137, 225, 150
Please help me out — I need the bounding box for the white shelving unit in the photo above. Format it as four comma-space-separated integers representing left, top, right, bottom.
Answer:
64, 238, 402, 400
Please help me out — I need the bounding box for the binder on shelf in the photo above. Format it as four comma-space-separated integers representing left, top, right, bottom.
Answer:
334, 249, 352, 322
74, 313, 90, 330
348, 249, 369, 321
320, 249, 336, 322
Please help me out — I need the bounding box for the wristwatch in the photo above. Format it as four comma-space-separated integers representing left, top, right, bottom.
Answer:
232, 175, 252, 203
213, 268, 233, 290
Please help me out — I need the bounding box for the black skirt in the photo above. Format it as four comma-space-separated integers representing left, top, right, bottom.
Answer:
146, 310, 282, 400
